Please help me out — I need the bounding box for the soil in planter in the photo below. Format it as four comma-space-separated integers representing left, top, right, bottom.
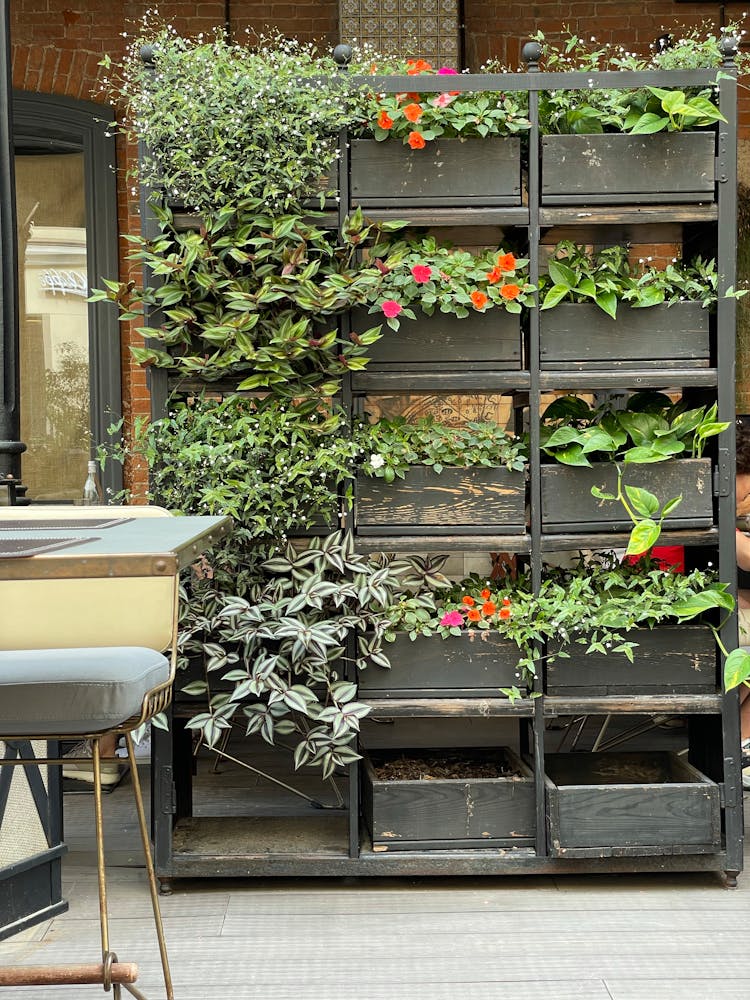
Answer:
373, 752, 519, 781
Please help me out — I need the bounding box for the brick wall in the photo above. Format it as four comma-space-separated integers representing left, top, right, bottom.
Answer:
9, 0, 750, 495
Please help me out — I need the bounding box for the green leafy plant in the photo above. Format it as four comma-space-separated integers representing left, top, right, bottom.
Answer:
353, 56, 530, 148
100, 25, 358, 212
362, 236, 535, 330
540, 393, 728, 467
539, 241, 720, 318
90, 205, 396, 393
527, 27, 743, 136
355, 415, 527, 483
99, 394, 360, 541
182, 531, 442, 778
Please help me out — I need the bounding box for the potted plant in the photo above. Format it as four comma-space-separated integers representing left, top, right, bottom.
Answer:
538, 241, 718, 369
349, 57, 530, 206
539, 392, 728, 531
353, 415, 527, 534
352, 236, 534, 369
531, 27, 740, 204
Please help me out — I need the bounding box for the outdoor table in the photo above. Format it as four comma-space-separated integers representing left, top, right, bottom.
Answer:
0, 507, 230, 939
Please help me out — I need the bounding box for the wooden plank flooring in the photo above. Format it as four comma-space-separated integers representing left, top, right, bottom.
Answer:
0, 762, 747, 999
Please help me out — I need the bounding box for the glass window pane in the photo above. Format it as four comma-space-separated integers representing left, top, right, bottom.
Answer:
17, 152, 90, 502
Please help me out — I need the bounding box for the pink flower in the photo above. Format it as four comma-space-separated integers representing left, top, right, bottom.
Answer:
432, 93, 456, 109
440, 610, 464, 627
411, 264, 432, 284
381, 299, 402, 318
438, 67, 458, 75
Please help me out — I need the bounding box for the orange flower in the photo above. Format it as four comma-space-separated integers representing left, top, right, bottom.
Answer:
480, 588, 491, 600
408, 131, 426, 149
497, 252, 517, 272
486, 266, 503, 284
467, 608, 481, 622
462, 596, 475, 607
482, 601, 496, 616
502, 597, 511, 607
470, 290, 489, 310
369, 62, 378, 74
499, 608, 511, 619
500, 284, 520, 300
377, 110, 394, 130
404, 102, 424, 123
407, 92, 421, 100
407, 58, 433, 75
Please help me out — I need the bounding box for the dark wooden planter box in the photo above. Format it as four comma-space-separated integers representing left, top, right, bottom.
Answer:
541, 458, 713, 532
350, 136, 522, 207
546, 623, 716, 696
351, 306, 522, 370
356, 465, 526, 535
362, 746, 535, 850
540, 301, 710, 371
357, 630, 521, 699
545, 751, 721, 857
541, 132, 716, 204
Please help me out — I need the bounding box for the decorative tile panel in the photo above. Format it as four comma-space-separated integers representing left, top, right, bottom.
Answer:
339, 0, 460, 67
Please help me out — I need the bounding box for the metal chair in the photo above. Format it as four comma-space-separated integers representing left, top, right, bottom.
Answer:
0, 505, 180, 998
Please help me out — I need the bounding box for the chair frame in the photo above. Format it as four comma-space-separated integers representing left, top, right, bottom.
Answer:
0, 576, 179, 999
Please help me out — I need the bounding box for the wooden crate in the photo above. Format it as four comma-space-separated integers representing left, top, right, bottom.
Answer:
546, 624, 716, 696
350, 136, 522, 206
540, 301, 710, 370
362, 746, 536, 850
351, 306, 522, 370
356, 466, 526, 534
540, 458, 713, 532
358, 630, 521, 699
541, 132, 716, 204
545, 751, 721, 856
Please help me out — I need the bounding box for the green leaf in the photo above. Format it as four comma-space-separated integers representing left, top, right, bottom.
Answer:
540, 284, 570, 310
626, 519, 661, 556
594, 291, 617, 319
724, 648, 750, 691
623, 485, 659, 517
547, 260, 577, 289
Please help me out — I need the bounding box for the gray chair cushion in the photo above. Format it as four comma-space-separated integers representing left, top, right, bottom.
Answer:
0, 647, 170, 736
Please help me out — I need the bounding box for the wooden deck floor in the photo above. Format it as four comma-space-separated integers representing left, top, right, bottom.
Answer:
0, 752, 748, 1000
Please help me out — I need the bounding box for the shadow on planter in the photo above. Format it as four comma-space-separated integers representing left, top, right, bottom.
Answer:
362, 746, 536, 851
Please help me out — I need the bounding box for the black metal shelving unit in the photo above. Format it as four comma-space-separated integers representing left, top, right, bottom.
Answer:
149, 45, 744, 884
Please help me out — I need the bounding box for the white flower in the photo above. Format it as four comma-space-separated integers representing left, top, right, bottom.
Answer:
369, 454, 385, 469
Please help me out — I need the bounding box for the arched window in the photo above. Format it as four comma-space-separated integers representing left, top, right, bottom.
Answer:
13, 92, 121, 501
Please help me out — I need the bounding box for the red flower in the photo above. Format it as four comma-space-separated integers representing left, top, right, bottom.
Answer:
470, 290, 489, 310
480, 588, 491, 599
482, 601, 497, 616
500, 284, 520, 300
404, 102, 424, 123
411, 264, 432, 284
408, 131, 426, 149
407, 58, 433, 75
381, 299, 402, 318
462, 596, 475, 607
377, 110, 394, 130
499, 608, 511, 619
467, 608, 481, 622
438, 67, 458, 75
497, 252, 517, 272
502, 597, 511, 607
486, 266, 503, 284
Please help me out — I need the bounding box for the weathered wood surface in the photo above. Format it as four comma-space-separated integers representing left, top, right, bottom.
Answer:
364, 697, 534, 717
537, 369, 718, 391
350, 137, 522, 206
0, 963, 139, 986
352, 307, 522, 368
544, 693, 723, 716
356, 466, 526, 531
357, 631, 522, 699
541, 132, 716, 203
352, 370, 531, 393
539, 203, 719, 226
546, 624, 717, 696
541, 459, 713, 531
546, 751, 721, 854
362, 747, 535, 848
540, 302, 710, 368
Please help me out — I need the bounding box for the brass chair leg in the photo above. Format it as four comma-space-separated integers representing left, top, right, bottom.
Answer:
125, 733, 175, 1000
91, 738, 112, 964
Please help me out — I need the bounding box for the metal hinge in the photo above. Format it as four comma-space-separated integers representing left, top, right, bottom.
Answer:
715, 448, 732, 497
717, 133, 729, 183
159, 766, 176, 815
